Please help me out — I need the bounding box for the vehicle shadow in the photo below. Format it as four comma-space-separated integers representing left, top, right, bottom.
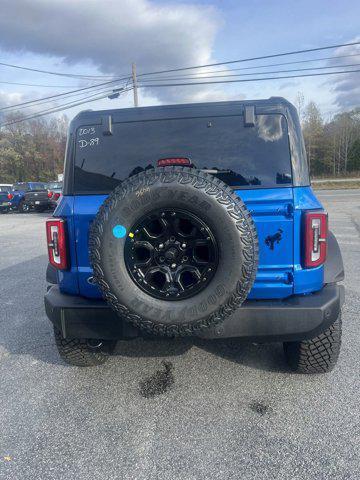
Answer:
193, 338, 291, 373
0, 255, 290, 373
112, 335, 290, 374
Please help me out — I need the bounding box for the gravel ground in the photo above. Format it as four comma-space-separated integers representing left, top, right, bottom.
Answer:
0, 189, 359, 480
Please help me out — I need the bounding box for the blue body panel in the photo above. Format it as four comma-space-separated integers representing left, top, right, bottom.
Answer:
56, 186, 325, 300
9, 191, 24, 209
236, 188, 294, 299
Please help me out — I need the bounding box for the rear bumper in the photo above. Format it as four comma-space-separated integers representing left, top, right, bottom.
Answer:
44, 284, 345, 342
26, 199, 50, 207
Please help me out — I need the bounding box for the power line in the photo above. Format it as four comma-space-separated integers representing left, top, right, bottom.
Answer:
139, 68, 360, 88
2, 69, 358, 126
0, 75, 131, 112
140, 63, 360, 83
2, 41, 359, 113
0, 80, 90, 88
0, 60, 125, 79
136, 41, 360, 77
2, 81, 130, 113
0, 87, 133, 127
10, 85, 130, 118
142, 53, 360, 79
3, 78, 133, 114
1, 63, 359, 128
1, 41, 359, 85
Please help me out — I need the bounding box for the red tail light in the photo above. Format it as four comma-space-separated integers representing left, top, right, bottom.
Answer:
7, 193, 13, 200
157, 157, 191, 167
47, 191, 53, 198
303, 211, 328, 268
46, 218, 68, 270
53, 192, 60, 201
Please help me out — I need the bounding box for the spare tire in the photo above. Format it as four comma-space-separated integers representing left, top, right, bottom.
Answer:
89, 166, 258, 336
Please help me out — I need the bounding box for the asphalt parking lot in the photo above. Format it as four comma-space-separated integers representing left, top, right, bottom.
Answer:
0, 189, 359, 480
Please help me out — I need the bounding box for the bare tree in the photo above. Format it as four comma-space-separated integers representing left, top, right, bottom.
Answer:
295, 91, 305, 123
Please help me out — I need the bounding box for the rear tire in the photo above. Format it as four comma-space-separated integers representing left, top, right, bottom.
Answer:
18, 200, 30, 213
53, 328, 115, 367
283, 313, 342, 373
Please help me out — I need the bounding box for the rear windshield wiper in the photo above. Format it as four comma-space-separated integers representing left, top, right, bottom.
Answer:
199, 168, 261, 186
200, 168, 233, 174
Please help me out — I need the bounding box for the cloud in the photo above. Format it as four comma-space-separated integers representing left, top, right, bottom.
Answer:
327, 39, 360, 110
0, 91, 23, 109
279, 81, 299, 89
0, 0, 224, 104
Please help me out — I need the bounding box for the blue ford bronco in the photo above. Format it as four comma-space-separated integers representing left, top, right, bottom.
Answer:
44, 98, 345, 372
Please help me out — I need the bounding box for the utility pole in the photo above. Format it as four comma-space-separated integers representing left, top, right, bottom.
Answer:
132, 62, 139, 107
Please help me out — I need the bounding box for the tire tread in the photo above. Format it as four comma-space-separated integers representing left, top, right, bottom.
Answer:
54, 328, 111, 367
89, 166, 259, 337
284, 314, 342, 373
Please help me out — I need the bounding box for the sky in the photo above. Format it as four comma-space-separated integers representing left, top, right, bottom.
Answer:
0, 0, 359, 122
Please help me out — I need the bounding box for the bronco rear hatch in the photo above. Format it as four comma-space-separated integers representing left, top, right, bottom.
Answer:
60, 100, 311, 300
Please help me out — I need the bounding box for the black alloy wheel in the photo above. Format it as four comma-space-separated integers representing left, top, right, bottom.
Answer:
124, 209, 219, 300
19, 201, 30, 213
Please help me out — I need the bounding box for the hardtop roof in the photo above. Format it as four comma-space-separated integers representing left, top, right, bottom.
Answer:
70, 97, 297, 130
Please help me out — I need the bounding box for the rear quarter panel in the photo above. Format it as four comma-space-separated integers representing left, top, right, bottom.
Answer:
292, 186, 324, 294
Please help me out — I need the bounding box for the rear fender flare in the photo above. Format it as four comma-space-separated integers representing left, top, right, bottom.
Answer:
324, 231, 344, 284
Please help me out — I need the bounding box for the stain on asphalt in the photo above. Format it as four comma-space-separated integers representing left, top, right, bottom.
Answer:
139, 361, 174, 398
249, 401, 271, 416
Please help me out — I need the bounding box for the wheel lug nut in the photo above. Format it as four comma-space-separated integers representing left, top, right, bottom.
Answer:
159, 243, 164, 249
170, 236, 175, 242
159, 256, 165, 262
171, 263, 176, 268
181, 243, 186, 248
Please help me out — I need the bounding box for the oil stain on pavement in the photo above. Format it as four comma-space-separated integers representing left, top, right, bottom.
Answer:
139, 361, 174, 398
249, 401, 272, 416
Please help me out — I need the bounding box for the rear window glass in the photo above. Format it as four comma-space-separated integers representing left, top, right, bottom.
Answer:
46, 182, 62, 190
13, 183, 46, 191
30, 183, 46, 191
73, 114, 292, 193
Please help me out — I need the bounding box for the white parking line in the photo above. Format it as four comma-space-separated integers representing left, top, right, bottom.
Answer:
338, 241, 360, 245
332, 234, 359, 239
